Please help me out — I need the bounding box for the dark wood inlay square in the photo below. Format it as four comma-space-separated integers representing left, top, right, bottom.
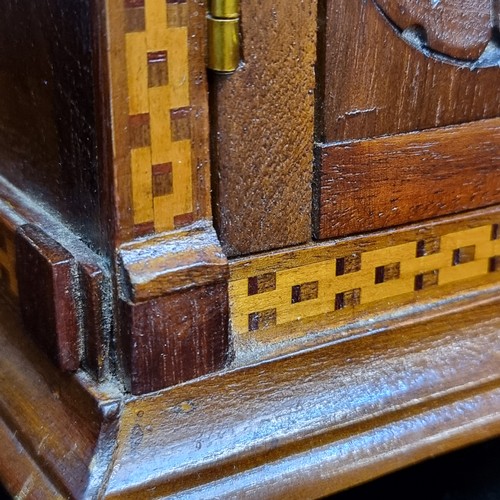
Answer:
174, 212, 194, 228
248, 308, 277, 332
335, 288, 361, 310
375, 262, 400, 284
125, 4, 145, 32
129, 113, 151, 148
152, 163, 173, 196
167, 0, 188, 27
416, 237, 441, 257
291, 281, 319, 304
170, 107, 191, 141
148, 51, 169, 87
133, 221, 155, 238
414, 270, 439, 291
336, 253, 361, 276
248, 272, 276, 296
452, 245, 475, 266
489, 256, 500, 273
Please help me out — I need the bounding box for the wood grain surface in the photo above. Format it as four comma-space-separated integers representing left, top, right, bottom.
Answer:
104, 294, 500, 498
0, 218, 18, 300
375, 0, 494, 60
0, 0, 104, 250
119, 282, 229, 395
0, 296, 121, 499
316, 118, 500, 239
116, 222, 230, 394
0, 420, 63, 500
2, 274, 500, 498
80, 262, 111, 382
103, 0, 212, 244
15, 225, 80, 372
0, 177, 112, 379
119, 223, 228, 302
318, 0, 500, 142
211, 0, 317, 257
230, 206, 500, 342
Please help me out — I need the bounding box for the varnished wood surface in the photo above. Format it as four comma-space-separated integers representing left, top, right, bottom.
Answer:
16, 225, 80, 371
211, 0, 317, 257
104, 294, 500, 498
0, 419, 63, 499
80, 262, 111, 381
119, 223, 228, 302
0, 176, 112, 380
0, 0, 104, 250
0, 297, 120, 499
119, 281, 229, 395
318, 0, 500, 142
316, 119, 500, 239
1, 282, 500, 498
375, 0, 493, 60
103, 0, 212, 243
229, 206, 500, 343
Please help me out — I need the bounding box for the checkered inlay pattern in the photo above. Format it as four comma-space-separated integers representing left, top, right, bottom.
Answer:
0, 222, 18, 298
117, 0, 195, 237
229, 222, 500, 334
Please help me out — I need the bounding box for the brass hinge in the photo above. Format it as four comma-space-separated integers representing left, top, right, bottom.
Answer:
207, 0, 240, 73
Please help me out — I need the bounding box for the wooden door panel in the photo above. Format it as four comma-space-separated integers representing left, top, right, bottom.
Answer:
318, 0, 500, 143
211, 0, 317, 257
315, 0, 500, 240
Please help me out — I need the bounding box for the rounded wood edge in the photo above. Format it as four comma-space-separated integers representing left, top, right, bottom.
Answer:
103, 296, 500, 498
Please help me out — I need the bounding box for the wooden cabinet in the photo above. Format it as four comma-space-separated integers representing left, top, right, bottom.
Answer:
0, 0, 499, 498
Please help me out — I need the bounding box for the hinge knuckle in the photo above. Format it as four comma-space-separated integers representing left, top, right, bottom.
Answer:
207, 0, 240, 73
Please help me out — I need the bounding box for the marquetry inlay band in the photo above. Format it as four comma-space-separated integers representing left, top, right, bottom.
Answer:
108, 0, 198, 239
229, 218, 500, 336
0, 222, 18, 298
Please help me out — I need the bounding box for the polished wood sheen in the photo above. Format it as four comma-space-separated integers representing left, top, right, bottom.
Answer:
104, 0, 212, 244
0, 0, 500, 497
211, 0, 317, 256
375, 0, 494, 60
318, 0, 500, 142
316, 119, 500, 239
16, 225, 80, 372
119, 281, 229, 395
2, 288, 500, 498
0, 177, 112, 380
230, 207, 500, 343
0, 0, 104, 250
99, 0, 231, 394
118, 224, 228, 302
0, 298, 120, 499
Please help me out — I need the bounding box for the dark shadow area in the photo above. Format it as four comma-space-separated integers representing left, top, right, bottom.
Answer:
326, 436, 500, 500
0, 483, 10, 499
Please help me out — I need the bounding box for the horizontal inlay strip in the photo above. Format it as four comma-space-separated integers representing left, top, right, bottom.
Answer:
230, 207, 500, 337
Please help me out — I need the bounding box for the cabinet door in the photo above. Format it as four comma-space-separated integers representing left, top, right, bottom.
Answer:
211, 0, 500, 255
210, 0, 317, 257
315, 0, 500, 239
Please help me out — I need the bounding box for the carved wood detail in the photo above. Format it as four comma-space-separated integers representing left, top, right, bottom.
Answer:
319, 0, 500, 142
374, 0, 497, 62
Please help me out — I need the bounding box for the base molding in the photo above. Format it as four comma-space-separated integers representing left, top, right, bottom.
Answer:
1, 285, 500, 498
